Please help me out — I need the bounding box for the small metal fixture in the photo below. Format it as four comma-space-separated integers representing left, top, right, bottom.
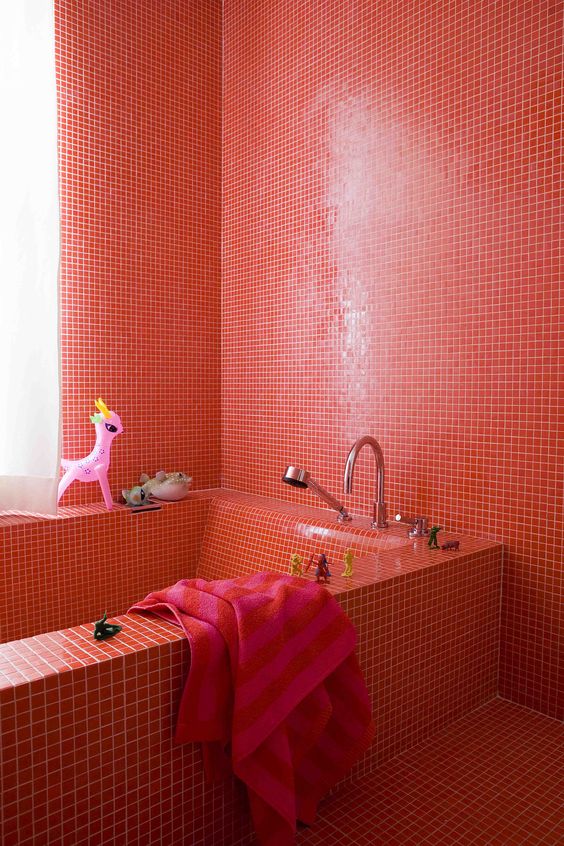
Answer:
343, 436, 388, 529
394, 513, 429, 538
282, 466, 352, 522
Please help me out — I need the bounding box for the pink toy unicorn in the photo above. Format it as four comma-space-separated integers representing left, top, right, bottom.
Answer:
57, 398, 124, 510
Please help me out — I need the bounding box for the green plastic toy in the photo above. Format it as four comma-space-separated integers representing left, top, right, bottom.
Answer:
93, 611, 122, 641
428, 526, 442, 549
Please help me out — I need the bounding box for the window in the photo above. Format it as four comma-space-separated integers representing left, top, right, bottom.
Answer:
0, 2, 60, 514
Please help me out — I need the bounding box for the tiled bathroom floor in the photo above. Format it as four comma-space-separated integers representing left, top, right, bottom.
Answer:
294, 699, 563, 846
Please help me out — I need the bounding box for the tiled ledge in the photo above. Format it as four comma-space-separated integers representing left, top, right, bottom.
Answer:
0, 545, 501, 693
0, 612, 182, 690
0, 483, 501, 543
0, 492, 215, 643
1, 487, 502, 690
0, 485, 502, 567
198, 489, 502, 592
0, 487, 224, 529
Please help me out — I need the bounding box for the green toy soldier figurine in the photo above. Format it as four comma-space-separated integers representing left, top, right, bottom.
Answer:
94, 611, 122, 641
428, 526, 442, 549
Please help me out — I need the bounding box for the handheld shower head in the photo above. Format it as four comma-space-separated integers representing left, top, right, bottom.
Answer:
281, 466, 310, 488
282, 466, 352, 522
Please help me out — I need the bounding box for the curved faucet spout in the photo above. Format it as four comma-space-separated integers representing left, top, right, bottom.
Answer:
343, 436, 388, 529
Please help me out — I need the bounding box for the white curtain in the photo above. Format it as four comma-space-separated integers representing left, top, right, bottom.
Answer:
0, 1, 61, 514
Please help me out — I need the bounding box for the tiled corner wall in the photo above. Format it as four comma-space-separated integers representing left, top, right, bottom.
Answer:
56, 0, 222, 504
222, 0, 563, 718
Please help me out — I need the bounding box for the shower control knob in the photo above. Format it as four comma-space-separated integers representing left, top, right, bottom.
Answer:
395, 514, 429, 538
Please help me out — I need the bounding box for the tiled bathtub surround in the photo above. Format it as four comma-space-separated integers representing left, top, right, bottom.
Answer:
198, 494, 502, 769
0, 495, 501, 845
222, 0, 563, 718
0, 489, 495, 646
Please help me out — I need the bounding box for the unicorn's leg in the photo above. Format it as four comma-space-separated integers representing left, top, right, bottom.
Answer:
94, 465, 114, 510
57, 468, 77, 503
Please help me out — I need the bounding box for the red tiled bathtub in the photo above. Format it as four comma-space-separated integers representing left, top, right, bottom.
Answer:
0, 492, 502, 845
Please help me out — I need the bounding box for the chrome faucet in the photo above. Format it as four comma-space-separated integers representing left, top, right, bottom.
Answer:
343, 436, 388, 529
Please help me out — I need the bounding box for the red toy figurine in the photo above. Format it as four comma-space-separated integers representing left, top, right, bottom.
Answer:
306, 553, 332, 583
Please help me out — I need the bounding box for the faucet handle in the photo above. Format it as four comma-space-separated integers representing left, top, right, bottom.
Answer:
394, 514, 429, 537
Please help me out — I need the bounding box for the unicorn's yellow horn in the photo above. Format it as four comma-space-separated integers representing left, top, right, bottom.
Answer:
95, 398, 111, 419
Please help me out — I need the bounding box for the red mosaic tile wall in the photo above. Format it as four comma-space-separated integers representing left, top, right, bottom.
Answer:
56, 0, 222, 505
222, 0, 563, 718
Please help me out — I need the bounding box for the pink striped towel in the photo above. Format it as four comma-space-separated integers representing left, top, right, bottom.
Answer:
130, 572, 374, 845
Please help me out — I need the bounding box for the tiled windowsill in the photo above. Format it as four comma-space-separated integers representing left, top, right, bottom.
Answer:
0, 488, 224, 529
